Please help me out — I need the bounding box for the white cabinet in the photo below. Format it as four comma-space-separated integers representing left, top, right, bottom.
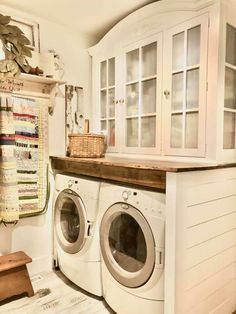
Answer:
224, 24, 236, 150
100, 57, 116, 147
94, 17, 207, 157
95, 34, 162, 154
89, 0, 236, 163
123, 34, 162, 154
163, 14, 208, 157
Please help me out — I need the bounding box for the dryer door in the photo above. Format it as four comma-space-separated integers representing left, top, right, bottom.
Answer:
55, 189, 87, 254
100, 202, 157, 288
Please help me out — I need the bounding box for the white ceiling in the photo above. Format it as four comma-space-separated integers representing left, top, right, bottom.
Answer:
1, 0, 157, 38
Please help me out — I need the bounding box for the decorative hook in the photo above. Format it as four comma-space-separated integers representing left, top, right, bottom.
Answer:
3, 220, 18, 228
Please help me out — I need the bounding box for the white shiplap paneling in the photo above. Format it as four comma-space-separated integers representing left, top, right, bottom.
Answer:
165, 168, 236, 314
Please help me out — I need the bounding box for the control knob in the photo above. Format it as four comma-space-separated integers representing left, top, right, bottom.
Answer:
122, 190, 131, 201
68, 180, 73, 188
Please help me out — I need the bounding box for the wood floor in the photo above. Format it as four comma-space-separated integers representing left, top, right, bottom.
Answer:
0, 270, 115, 314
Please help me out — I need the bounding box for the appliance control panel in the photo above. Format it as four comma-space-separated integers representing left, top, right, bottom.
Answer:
122, 190, 131, 201
67, 179, 78, 189
120, 188, 165, 217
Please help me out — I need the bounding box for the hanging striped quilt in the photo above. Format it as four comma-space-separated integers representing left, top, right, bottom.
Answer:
0, 95, 19, 222
0, 94, 49, 223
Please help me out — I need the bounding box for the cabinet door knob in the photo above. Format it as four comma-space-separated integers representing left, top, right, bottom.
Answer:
115, 100, 119, 104
164, 90, 170, 97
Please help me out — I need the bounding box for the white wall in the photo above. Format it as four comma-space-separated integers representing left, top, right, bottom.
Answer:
0, 5, 97, 275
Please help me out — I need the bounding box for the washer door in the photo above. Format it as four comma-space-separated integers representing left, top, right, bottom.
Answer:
100, 203, 156, 288
55, 189, 87, 254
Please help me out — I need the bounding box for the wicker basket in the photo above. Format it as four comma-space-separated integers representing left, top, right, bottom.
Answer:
68, 133, 105, 158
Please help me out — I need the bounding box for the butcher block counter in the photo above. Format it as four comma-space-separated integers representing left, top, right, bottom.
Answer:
50, 156, 236, 192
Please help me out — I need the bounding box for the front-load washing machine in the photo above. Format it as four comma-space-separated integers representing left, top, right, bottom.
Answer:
53, 173, 102, 296
99, 182, 165, 314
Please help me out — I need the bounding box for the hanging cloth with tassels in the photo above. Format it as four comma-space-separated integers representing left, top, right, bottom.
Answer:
0, 93, 49, 224
0, 94, 19, 222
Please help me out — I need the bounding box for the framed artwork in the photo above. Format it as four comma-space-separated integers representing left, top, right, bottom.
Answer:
10, 17, 40, 52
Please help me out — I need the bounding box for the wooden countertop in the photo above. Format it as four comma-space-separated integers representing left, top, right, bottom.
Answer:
50, 156, 236, 192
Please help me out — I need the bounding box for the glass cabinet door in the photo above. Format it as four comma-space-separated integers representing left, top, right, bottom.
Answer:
224, 24, 236, 149
100, 57, 116, 148
163, 14, 208, 156
124, 34, 162, 153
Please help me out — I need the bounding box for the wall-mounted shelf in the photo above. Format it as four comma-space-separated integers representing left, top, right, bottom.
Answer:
19, 73, 66, 85
0, 74, 66, 114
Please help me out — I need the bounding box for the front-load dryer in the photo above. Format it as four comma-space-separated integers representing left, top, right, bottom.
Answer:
53, 173, 102, 296
99, 182, 165, 314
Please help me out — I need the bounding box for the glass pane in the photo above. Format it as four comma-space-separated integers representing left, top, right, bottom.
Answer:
108, 57, 115, 86
108, 213, 147, 272
126, 83, 139, 116
171, 114, 183, 148
100, 120, 107, 132
172, 72, 184, 111
100, 61, 107, 88
185, 112, 198, 148
187, 25, 201, 66
224, 111, 235, 149
226, 24, 236, 66
172, 32, 185, 70
225, 67, 236, 110
186, 68, 199, 109
60, 197, 80, 243
126, 118, 138, 147
108, 88, 115, 117
108, 120, 115, 147
142, 79, 156, 114
126, 49, 139, 82
141, 116, 156, 147
100, 90, 107, 118
142, 42, 157, 78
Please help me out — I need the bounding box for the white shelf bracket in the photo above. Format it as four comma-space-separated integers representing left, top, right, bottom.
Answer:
48, 83, 59, 115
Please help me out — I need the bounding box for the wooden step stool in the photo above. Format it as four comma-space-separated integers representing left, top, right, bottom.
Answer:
0, 251, 34, 301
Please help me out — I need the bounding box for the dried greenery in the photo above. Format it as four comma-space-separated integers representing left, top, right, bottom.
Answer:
0, 13, 32, 77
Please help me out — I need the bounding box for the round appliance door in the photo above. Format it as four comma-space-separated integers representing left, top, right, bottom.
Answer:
100, 203, 156, 288
55, 189, 87, 254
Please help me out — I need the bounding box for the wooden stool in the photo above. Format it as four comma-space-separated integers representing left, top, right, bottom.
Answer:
0, 251, 34, 301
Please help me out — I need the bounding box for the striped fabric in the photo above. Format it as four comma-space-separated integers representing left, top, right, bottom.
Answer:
0, 94, 48, 223
0, 95, 19, 222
